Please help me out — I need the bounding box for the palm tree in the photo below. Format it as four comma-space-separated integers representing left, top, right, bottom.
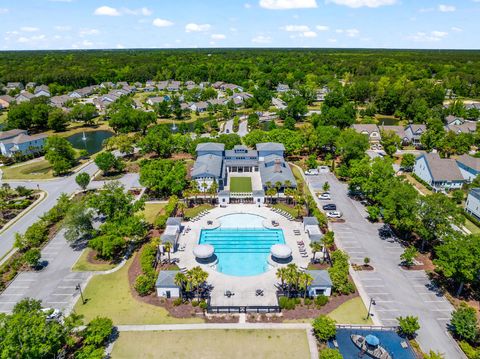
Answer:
189, 266, 209, 303
323, 181, 330, 193
300, 272, 314, 300
275, 181, 282, 199
276, 267, 288, 289
190, 181, 200, 204
177, 201, 187, 217
284, 188, 294, 205
294, 203, 303, 218
163, 242, 172, 263
310, 242, 323, 262
286, 263, 299, 296
201, 181, 208, 196
209, 180, 218, 204
174, 272, 188, 297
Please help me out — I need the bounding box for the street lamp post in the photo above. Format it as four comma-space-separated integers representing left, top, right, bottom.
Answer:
76, 283, 85, 305
366, 297, 376, 320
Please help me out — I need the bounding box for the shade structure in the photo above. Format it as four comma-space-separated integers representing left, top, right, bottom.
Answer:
193, 244, 215, 259
270, 244, 292, 259
365, 334, 380, 346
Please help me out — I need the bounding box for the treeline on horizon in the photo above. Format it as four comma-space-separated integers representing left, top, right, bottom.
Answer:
1, 48, 480, 97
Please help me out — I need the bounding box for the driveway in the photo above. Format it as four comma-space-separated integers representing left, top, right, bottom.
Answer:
237, 120, 248, 137
305, 172, 465, 358
222, 119, 233, 134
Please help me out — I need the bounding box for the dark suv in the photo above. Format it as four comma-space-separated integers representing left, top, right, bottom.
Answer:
322, 204, 337, 211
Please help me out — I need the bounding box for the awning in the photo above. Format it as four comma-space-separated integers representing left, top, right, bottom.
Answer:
270, 244, 292, 259
193, 244, 215, 259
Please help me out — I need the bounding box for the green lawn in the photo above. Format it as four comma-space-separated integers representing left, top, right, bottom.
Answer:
184, 204, 214, 219
328, 297, 373, 325
229, 177, 253, 192
73, 257, 203, 325
0, 111, 7, 124
140, 202, 166, 224
2, 159, 54, 180
464, 217, 480, 234
72, 248, 116, 272
291, 165, 307, 195
273, 203, 304, 218
111, 330, 311, 359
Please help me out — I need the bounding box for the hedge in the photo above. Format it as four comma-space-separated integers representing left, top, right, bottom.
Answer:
154, 195, 178, 229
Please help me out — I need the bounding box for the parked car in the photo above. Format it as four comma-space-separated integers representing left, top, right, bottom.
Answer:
322, 204, 337, 211
42, 308, 61, 321
318, 193, 331, 200
305, 168, 319, 175
326, 211, 342, 218
319, 166, 329, 173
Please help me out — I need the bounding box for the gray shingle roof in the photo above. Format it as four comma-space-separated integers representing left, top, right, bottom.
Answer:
0, 129, 27, 141
469, 188, 480, 201
306, 270, 332, 287
155, 271, 180, 288
421, 153, 464, 182
191, 154, 223, 178
456, 154, 480, 172
352, 124, 380, 134
256, 142, 285, 152
195, 142, 225, 152
259, 155, 296, 186
303, 217, 319, 226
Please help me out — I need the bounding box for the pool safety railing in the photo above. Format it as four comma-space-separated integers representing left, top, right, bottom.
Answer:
336, 324, 399, 331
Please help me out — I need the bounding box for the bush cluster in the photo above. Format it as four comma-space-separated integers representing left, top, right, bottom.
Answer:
154, 195, 178, 229
328, 250, 356, 295
134, 243, 158, 296
315, 295, 329, 307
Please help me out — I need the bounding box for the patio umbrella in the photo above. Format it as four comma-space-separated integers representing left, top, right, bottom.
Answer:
193, 244, 215, 259
365, 334, 380, 347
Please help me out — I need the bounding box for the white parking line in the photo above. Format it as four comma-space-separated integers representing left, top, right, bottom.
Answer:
361, 278, 382, 281
58, 286, 76, 289
0, 293, 23, 296
367, 292, 389, 295
431, 309, 452, 312
0, 301, 19, 304
376, 309, 399, 312
63, 279, 80, 281
364, 285, 385, 288
424, 300, 447, 303
46, 301, 67, 304
375, 300, 395, 303
7, 285, 29, 289
52, 293, 73, 296
15, 278, 35, 282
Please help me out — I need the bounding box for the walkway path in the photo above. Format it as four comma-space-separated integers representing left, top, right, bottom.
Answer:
303, 170, 465, 358
115, 322, 319, 359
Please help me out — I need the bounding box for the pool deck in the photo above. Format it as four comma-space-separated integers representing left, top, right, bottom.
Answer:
173, 204, 311, 307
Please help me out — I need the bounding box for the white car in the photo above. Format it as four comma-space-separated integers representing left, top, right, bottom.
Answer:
326, 211, 342, 218
318, 193, 331, 200
305, 169, 319, 176
42, 308, 61, 321
318, 166, 330, 173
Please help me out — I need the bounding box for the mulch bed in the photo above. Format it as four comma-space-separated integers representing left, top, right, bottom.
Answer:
86, 249, 114, 266
127, 248, 204, 319
125, 162, 140, 173
279, 292, 359, 321
247, 313, 284, 323
171, 153, 193, 161
401, 253, 436, 271
352, 264, 374, 271
205, 315, 239, 323
307, 262, 330, 270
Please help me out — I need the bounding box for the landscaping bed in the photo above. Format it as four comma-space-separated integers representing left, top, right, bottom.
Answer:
0, 191, 40, 230
72, 248, 117, 272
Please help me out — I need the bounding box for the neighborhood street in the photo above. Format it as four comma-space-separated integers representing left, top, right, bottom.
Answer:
305, 172, 465, 358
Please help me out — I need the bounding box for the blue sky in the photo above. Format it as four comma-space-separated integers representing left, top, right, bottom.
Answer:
1, 0, 479, 50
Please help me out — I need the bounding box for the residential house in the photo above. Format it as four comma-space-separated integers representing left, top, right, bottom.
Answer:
144, 85, 156, 92
199, 82, 210, 89
146, 96, 165, 106
69, 86, 95, 98
50, 95, 71, 108
465, 188, 480, 220
380, 125, 408, 144
0, 95, 14, 109
145, 80, 156, 87
116, 82, 129, 88
208, 98, 228, 107
157, 81, 169, 90
190, 101, 208, 113
167, 81, 181, 92
34, 85, 51, 97
445, 121, 476, 134
161, 217, 182, 252
352, 124, 381, 144
220, 83, 243, 92
306, 270, 333, 297
276, 83, 290, 93
404, 124, 426, 146
316, 87, 329, 102
456, 154, 480, 182
272, 97, 287, 110
0, 129, 28, 142
155, 271, 181, 298
134, 82, 143, 89
413, 153, 465, 191
100, 82, 115, 89
0, 132, 48, 157
15, 92, 35, 103
6, 82, 24, 91
211, 81, 224, 89
231, 92, 253, 105
185, 81, 196, 90
445, 115, 464, 126
25, 82, 36, 90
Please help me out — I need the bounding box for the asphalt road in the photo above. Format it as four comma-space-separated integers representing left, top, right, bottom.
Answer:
305, 172, 465, 358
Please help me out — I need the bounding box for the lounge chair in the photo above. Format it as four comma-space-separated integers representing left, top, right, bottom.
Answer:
255, 289, 264, 296
224, 290, 234, 298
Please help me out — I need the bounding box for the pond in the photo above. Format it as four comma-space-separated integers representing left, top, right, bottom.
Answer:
67, 130, 114, 154
377, 117, 400, 126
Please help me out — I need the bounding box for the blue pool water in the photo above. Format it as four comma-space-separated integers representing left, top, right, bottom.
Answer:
328, 329, 416, 359
199, 213, 285, 276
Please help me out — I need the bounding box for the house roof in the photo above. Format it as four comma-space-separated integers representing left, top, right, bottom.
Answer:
420, 153, 464, 182
2, 133, 48, 145
0, 129, 27, 141
0, 95, 14, 103
303, 217, 319, 226
16, 92, 35, 100
352, 124, 380, 134
195, 142, 225, 152
456, 154, 480, 172
406, 124, 426, 134
380, 125, 406, 138
256, 142, 285, 152
166, 217, 182, 227
259, 155, 296, 187
306, 270, 332, 287
446, 122, 476, 133
468, 188, 480, 201
34, 85, 50, 94
446, 115, 464, 125
155, 270, 180, 288
191, 154, 223, 178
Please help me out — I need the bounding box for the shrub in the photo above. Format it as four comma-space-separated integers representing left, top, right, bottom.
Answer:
199, 301, 208, 310
134, 274, 155, 296
319, 348, 343, 359
312, 315, 337, 341
328, 250, 354, 295
451, 304, 479, 344
173, 298, 183, 306
75, 345, 104, 359
191, 300, 199, 307
458, 341, 479, 359
397, 315, 420, 338
400, 246, 418, 267
140, 243, 157, 276
24, 248, 41, 268
304, 298, 312, 306
278, 296, 297, 310
366, 205, 381, 222
154, 195, 178, 228
315, 295, 329, 307
83, 317, 114, 346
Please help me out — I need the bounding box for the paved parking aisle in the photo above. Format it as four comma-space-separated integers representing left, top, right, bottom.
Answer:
304, 171, 465, 359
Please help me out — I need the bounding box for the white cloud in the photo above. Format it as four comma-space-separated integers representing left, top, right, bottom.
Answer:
0, 8, 9, 14
328, 38, 337, 43
283, 25, 310, 32
252, 35, 272, 43
116, 44, 125, 49
122, 7, 152, 16
79, 28, 100, 37
17, 34, 46, 43
451, 26, 463, 32
244, 3, 252, 8
438, 4, 455, 12
230, 27, 238, 32
94, 6, 120, 16
327, 0, 396, 8
302, 31, 317, 38
316, 25, 329, 31
20, 26, 39, 32
259, 0, 318, 10
185, 23, 211, 32
336, 28, 359, 37
152, 18, 174, 27
211, 34, 226, 40
410, 30, 448, 42
55, 26, 71, 31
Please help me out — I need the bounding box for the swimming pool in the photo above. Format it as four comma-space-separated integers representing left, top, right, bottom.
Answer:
199, 213, 285, 276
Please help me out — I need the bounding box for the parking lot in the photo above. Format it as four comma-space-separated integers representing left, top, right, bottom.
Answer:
305, 171, 465, 358
0, 229, 90, 314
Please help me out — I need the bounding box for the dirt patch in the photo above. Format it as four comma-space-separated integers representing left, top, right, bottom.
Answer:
247, 313, 284, 323
171, 153, 193, 161
205, 314, 239, 323
279, 292, 359, 321
352, 264, 374, 271
87, 249, 115, 266
401, 253, 436, 271
307, 262, 330, 270
127, 248, 204, 319
125, 162, 140, 173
